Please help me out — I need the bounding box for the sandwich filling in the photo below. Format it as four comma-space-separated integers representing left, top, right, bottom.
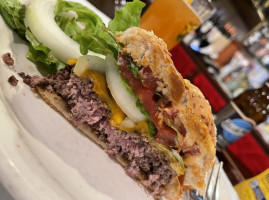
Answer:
117, 54, 185, 148
19, 65, 178, 195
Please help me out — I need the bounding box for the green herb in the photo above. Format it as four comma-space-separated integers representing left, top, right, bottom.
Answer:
148, 121, 157, 139
108, 0, 145, 34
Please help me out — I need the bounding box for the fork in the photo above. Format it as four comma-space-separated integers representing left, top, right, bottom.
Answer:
188, 161, 223, 200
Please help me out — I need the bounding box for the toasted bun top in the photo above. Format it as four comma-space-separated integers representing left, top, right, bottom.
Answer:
117, 27, 216, 193
116, 27, 186, 104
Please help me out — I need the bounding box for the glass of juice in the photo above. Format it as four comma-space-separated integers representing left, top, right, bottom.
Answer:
140, 0, 202, 50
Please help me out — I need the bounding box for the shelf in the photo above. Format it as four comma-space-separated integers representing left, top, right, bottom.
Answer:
180, 42, 231, 102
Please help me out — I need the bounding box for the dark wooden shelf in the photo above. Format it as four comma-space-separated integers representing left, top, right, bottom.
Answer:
180, 42, 231, 102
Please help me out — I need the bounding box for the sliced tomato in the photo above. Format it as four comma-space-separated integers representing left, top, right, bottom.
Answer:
117, 55, 178, 147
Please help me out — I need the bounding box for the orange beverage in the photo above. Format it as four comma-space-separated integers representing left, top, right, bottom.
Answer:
140, 0, 201, 50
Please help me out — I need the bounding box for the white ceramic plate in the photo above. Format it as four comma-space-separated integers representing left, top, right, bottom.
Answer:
0, 1, 239, 200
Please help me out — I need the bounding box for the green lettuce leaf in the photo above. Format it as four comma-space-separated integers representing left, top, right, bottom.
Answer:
1, 0, 145, 74
120, 76, 137, 98
25, 28, 65, 74
54, 0, 119, 57
108, 0, 145, 34
170, 148, 185, 171
120, 75, 150, 119
0, 0, 26, 39
148, 121, 157, 139
124, 55, 142, 78
0, 0, 64, 73
54, 0, 145, 56
152, 142, 185, 174
54, 0, 104, 38
136, 100, 149, 118
73, 30, 119, 57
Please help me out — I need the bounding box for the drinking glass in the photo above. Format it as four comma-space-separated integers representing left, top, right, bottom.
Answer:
140, 0, 202, 50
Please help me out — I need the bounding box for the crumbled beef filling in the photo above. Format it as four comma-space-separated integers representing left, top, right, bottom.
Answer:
2, 53, 14, 66
8, 75, 18, 86
19, 65, 176, 195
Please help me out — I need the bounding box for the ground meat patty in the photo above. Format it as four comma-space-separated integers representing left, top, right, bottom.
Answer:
19, 65, 176, 195
2, 53, 14, 66
8, 75, 18, 86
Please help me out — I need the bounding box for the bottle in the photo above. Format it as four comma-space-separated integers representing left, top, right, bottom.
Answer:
233, 81, 269, 124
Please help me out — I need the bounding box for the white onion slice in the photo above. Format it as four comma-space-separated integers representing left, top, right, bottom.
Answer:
120, 117, 136, 129
105, 55, 147, 123
25, 0, 105, 63
73, 55, 106, 76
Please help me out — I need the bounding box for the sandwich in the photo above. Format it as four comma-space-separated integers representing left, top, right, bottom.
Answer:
18, 27, 216, 199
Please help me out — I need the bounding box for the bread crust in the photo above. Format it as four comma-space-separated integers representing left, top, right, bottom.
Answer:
117, 27, 216, 194
178, 80, 216, 193
117, 27, 186, 104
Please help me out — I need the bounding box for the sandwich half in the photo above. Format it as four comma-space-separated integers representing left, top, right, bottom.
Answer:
116, 27, 216, 192
19, 27, 216, 200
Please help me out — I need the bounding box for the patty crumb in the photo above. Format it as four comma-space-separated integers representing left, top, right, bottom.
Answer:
8, 75, 18, 86
2, 53, 14, 66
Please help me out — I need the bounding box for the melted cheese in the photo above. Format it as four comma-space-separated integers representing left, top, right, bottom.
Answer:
78, 70, 150, 134
120, 121, 149, 135
72, 59, 150, 135
70, 59, 184, 174
67, 58, 77, 65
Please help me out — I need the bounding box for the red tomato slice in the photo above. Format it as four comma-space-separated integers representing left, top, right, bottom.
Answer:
117, 55, 178, 147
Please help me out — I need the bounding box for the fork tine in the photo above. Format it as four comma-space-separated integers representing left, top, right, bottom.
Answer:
204, 160, 216, 199
188, 161, 223, 200
211, 162, 223, 200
